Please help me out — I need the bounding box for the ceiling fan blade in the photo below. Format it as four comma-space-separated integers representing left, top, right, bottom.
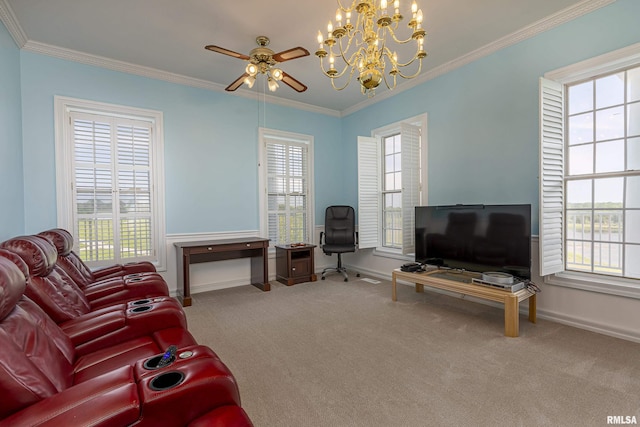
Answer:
225, 73, 250, 91
281, 72, 307, 93
272, 47, 310, 63
205, 45, 250, 60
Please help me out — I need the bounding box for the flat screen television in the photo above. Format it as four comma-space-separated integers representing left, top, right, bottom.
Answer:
415, 204, 531, 279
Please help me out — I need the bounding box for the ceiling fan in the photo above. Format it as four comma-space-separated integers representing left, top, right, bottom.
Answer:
205, 36, 310, 93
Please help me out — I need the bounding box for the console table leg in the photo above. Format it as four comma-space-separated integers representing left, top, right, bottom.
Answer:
504, 294, 519, 337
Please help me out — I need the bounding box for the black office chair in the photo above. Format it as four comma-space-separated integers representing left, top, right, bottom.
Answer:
320, 205, 360, 282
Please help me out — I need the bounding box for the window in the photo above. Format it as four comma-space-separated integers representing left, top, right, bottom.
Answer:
55, 97, 166, 269
358, 114, 427, 256
540, 43, 640, 296
258, 128, 314, 246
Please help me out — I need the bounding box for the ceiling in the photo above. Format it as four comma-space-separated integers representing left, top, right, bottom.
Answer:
2, 0, 602, 113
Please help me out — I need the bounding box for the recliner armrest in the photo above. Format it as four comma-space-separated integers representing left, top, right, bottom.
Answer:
91, 264, 125, 280
0, 366, 139, 427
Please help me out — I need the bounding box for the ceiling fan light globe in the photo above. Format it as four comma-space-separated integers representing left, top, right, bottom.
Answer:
246, 63, 258, 76
244, 75, 256, 88
272, 68, 284, 81
267, 77, 279, 92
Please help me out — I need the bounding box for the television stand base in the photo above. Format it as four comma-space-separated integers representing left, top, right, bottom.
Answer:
391, 269, 536, 337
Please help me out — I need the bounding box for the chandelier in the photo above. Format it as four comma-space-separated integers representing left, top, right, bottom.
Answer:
315, 0, 427, 96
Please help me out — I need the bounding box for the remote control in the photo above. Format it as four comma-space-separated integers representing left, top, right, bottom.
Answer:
156, 345, 177, 368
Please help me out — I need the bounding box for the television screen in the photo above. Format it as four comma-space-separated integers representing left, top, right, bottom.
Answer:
415, 204, 531, 279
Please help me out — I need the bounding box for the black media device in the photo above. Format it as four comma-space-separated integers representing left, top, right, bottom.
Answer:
414, 204, 531, 279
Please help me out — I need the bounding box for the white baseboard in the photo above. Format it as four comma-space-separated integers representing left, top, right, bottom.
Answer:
535, 309, 640, 344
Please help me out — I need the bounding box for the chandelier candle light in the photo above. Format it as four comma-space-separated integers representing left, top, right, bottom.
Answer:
316, 0, 427, 96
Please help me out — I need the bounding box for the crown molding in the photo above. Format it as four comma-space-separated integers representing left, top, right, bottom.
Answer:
0, 0, 27, 47
340, 0, 616, 117
21, 40, 341, 118
4, 0, 614, 118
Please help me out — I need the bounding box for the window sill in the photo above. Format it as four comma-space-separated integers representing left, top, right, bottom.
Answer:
371, 247, 414, 262
545, 271, 640, 300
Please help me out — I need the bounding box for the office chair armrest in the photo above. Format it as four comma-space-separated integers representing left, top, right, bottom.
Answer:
354, 231, 359, 246
319, 231, 325, 246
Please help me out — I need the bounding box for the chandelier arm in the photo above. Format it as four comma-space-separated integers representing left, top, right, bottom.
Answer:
336, 0, 353, 13
392, 54, 419, 68
386, 27, 419, 45
332, 41, 366, 73
394, 58, 423, 79
318, 57, 355, 79
381, 70, 398, 90
330, 66, 358, 91
392, 42, 426, 68
336, 35, 359, 65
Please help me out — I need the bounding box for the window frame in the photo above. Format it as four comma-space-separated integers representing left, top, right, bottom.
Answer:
258, 127, 315, 248
54, 96, 167, 270
541, 42, 640, 299
358, 113, 428, 259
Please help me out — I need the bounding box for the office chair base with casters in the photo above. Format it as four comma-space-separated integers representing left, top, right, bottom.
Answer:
320, 253, 360, 282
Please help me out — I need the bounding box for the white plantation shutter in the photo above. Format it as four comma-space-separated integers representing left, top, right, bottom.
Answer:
400, 123, 421, 255
539, 77, 565, 276
70, 112, 155, 265
264, 136, 310, 245
116, 121, 153, 260
357, 136, 380, 249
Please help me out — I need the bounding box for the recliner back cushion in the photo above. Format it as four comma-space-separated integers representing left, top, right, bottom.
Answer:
1, 236, 91, 323
0, 259, 75, 418
39, 228, 95, 287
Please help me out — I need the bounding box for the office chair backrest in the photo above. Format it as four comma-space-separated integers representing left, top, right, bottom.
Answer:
324, 206, 356, 246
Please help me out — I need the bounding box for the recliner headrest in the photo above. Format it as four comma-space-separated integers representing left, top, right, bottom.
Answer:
38, 228, 74, 257
0, 249, 30, 277
0, 236, 58, 277
0, 257, 26, 321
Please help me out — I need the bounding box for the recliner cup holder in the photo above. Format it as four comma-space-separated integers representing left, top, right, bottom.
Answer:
144, 354, 176, 370
130, 305, 152, 313
131, 299, 151, 306
125, 273, 142, 279
128, 277, 143, 282
149, 371, 184, 391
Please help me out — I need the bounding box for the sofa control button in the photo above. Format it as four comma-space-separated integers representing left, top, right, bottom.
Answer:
178, 351, 194, 359
207, 247, 212, 251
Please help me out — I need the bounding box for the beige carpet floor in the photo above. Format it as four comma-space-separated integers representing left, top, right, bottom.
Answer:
183, 274, 640, 427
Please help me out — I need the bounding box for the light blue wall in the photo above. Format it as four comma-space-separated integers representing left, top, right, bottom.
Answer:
19, 53, 341, 234
0, 21, 24, 240
6, 0, 640, 237
341, 0, 640, 234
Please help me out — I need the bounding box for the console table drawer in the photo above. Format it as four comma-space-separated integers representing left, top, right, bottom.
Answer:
187, 241, 266, 254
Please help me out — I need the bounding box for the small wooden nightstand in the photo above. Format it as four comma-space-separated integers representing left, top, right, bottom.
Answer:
275, 244, 317, 286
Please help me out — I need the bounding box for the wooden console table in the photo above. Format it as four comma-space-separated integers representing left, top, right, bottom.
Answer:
174, 237, 270, 307
391, 269, 536, 337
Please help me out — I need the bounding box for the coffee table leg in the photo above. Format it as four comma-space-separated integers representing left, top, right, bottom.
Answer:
504, 294, 519, 337
415, 283, 424, 293
528, 294, 537, 323
392, 273, 397, 301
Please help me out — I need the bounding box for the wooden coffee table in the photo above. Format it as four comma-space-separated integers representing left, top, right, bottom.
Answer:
392, 269, 536, 337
